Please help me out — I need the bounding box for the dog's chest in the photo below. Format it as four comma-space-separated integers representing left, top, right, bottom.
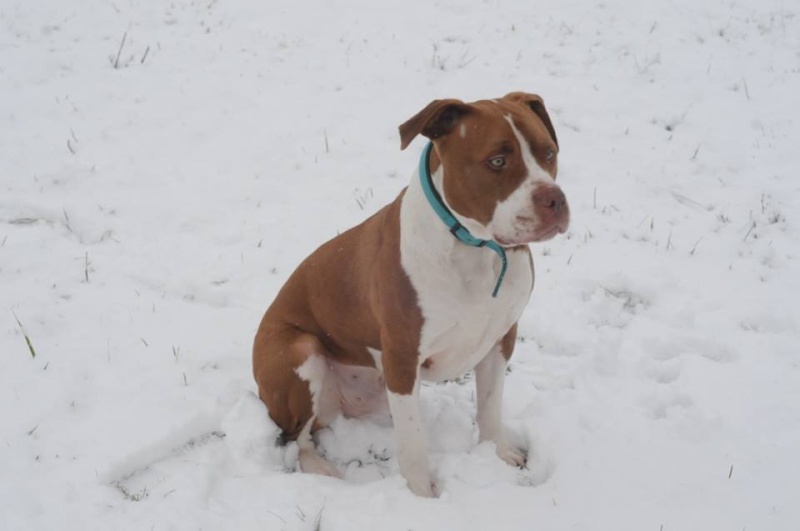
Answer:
397, 172, 535, 382
403, 241, 533, 382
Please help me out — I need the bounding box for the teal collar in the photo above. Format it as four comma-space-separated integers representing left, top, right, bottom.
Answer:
418, 142, 508, 298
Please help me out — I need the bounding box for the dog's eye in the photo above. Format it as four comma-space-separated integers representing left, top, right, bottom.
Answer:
546, 149, 556, 163
488, 156, 506, 169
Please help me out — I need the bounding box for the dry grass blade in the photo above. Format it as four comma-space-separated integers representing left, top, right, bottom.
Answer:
114, 32, 127, 69
12, 311, 37, 358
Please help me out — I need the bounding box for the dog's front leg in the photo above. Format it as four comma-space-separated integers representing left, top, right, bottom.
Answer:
383, 353, 436, 497
475, 332, 527, 467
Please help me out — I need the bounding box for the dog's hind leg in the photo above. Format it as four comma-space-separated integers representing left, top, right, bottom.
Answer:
253, 327, 341, 477
295, 414, 340, 477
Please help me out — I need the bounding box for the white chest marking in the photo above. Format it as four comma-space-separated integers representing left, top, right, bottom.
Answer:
399, 165, 533, 382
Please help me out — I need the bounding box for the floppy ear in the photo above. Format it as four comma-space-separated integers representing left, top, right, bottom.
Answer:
398, 99, 472, 150
503, 92, 558, 149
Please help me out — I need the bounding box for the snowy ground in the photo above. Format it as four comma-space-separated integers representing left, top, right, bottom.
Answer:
2, 0, 799, 529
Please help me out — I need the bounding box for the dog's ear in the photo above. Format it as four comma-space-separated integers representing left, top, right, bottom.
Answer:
503, 92, 558, 149
398, 99, 472, 150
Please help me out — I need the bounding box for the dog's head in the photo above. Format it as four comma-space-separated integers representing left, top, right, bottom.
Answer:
399, 92, 569, 246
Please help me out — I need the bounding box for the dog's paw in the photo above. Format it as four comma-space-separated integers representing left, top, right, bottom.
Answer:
299, 449, 342, 478
496, 442, 527, 468
408, 478, 439, 498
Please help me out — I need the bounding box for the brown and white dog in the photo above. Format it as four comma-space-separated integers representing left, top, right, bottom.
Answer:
253, 92, 569, 497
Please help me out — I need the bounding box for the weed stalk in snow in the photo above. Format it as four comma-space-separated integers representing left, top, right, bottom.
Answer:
12, 311, 37, 358
743, 221, 756, 242
113, 32, 128, 69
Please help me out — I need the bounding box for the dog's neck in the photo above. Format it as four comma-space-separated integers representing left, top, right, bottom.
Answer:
400, 162, 505, 292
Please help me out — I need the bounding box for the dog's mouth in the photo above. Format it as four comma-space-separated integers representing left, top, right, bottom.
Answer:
497, 231, 555, 246
496, 219, 569, 246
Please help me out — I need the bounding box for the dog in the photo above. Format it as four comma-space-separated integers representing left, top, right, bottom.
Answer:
253, 92, 569, 497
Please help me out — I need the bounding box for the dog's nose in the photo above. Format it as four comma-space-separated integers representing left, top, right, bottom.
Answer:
533, 186, 567, 213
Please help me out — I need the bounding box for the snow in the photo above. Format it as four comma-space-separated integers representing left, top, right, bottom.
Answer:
2, 0, 799, 529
